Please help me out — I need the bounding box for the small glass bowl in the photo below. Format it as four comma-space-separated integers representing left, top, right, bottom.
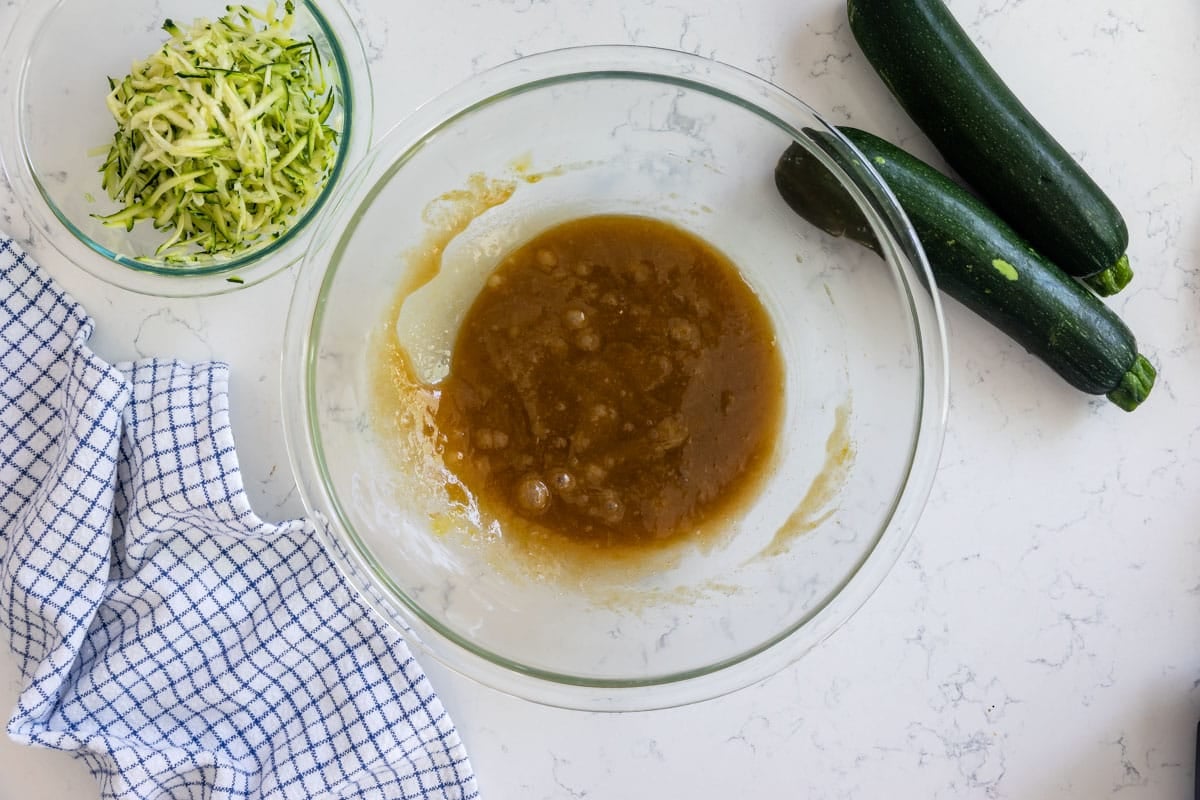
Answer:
0, 0, 372, 296
284, 46, 948, 711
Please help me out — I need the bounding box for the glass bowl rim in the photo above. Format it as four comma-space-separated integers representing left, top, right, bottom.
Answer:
0, 0, 374, 297
283, 43, 950, 711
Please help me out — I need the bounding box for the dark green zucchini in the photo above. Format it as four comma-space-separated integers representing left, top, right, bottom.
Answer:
775, 127, 1155, 411
846, 0, 1132, 295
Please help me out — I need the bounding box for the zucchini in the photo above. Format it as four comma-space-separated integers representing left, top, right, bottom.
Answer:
94, 1, 338, 264
846, 0, 1132, 295
775, 127, 1155, 411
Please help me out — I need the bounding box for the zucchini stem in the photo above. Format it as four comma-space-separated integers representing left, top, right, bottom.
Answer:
1082, 254, 1133, 296
1106, 354, 1156, 411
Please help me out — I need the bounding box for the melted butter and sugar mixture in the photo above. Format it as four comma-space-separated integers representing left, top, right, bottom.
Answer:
433, 215, 784, 550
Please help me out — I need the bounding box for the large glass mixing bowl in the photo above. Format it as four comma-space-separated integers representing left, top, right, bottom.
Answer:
283, 46, 948, 711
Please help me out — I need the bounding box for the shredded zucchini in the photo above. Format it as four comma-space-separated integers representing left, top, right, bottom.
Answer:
95, 1, 338, 264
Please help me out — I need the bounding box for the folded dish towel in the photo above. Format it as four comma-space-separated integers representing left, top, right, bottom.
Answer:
0, 234, 479, 800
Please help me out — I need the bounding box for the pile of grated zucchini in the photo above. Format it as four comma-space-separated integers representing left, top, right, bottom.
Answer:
95, 1, 338, 263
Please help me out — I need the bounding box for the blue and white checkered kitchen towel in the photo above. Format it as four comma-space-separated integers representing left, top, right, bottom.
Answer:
0, 233, 479, 799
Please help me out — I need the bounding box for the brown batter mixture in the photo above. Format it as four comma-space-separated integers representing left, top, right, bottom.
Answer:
434, 214, 783, 549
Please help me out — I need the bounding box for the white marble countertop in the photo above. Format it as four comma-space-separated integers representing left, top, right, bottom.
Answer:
2, 0, 1198, 797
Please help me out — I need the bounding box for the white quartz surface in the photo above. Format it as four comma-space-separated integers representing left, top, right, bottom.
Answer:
2, 0, 1199, 797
